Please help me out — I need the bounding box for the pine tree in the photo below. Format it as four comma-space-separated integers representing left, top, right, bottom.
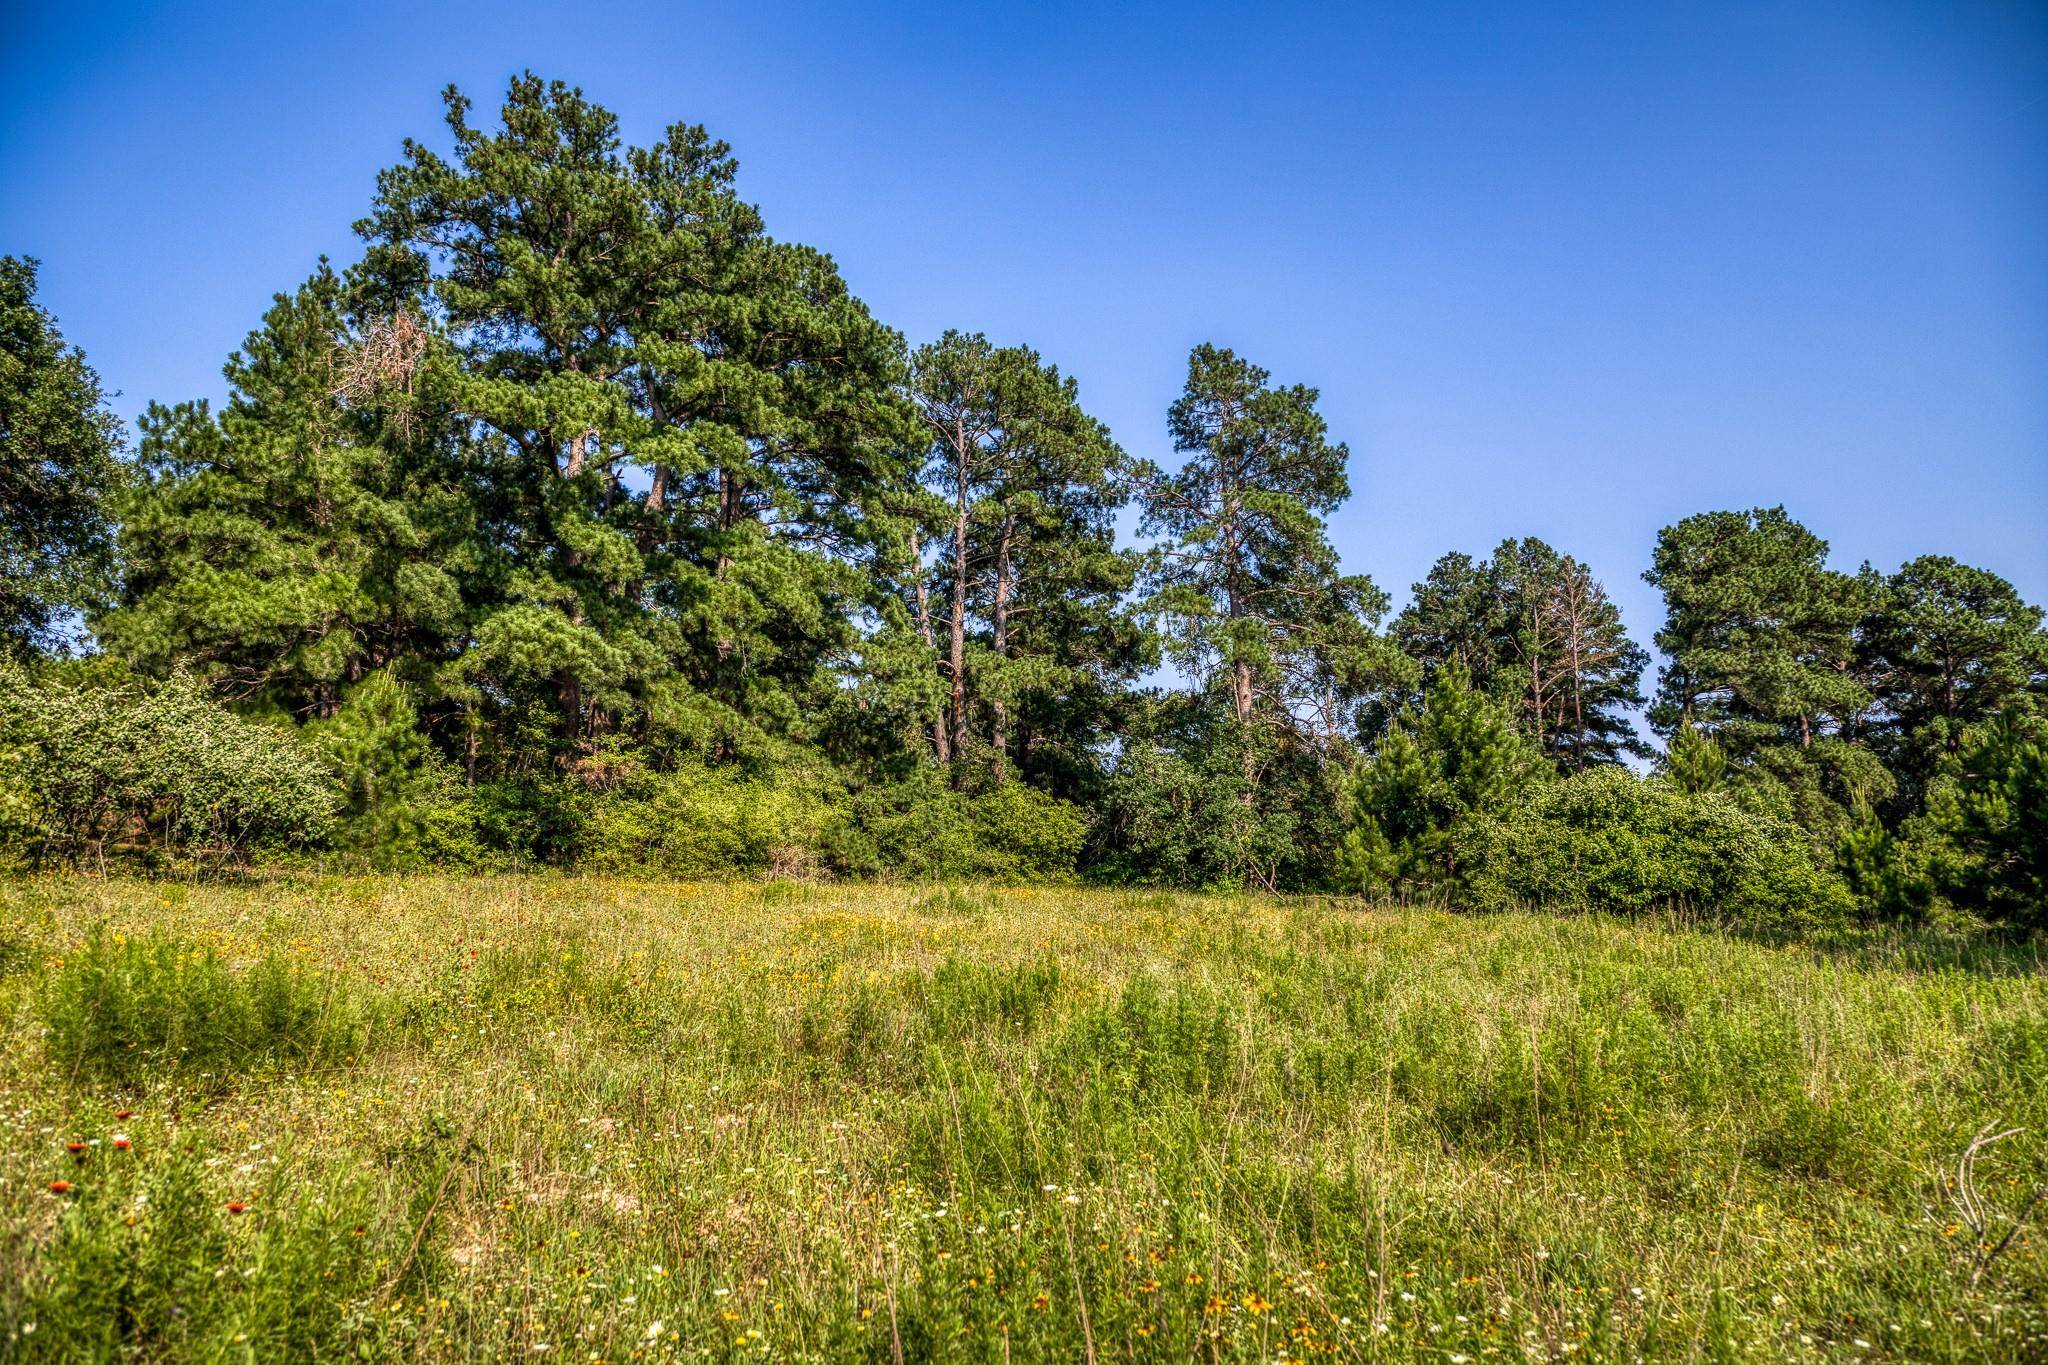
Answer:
1645, 506, 1871, 751
1923, 721, 2048, 929
1392, 537, 1647, 767
1662, 719, 1726, 794
1338, 659, 1543, 897
100, 266, 466, 719
1133, 344, 1404, 750
357, 74, 915, 760
908, 331, 1144, 787
0, 257, 125, 657
1644, 506, 1887, 837
309, 668, 468, 861
1859, 555, 2047, 807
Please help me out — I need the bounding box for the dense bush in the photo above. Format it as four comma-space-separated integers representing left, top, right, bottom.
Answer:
44, 929, 374, 1084
1460, 767, 1856, 930
307, 669, 485, 868
0, 666, 334, 867
583, 765, 1090, 882
1930, 723, 2048, 930
825, 773, 1090, 882
1095, 723, 1345, 891
1336, 660, 1542, 899
583, 762, 838, 878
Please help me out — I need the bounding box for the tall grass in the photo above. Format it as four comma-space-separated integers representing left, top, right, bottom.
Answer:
42, 928, 375, 1085
0, 875, 2043, 1360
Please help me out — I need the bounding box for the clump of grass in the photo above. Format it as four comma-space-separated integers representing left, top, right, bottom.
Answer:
0, 923, 34, 978
913, 954, 1064, 1038
909, 884, 995, 917
16, 1148, 396, 1360
43, 929, 372, 1085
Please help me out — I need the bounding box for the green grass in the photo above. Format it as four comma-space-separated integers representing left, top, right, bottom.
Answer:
0, 876, 2044, 1361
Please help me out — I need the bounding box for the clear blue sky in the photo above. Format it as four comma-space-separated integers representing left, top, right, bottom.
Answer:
4, 0, 2044, 657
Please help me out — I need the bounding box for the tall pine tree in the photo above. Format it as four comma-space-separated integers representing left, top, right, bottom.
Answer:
0, 257, 126, 657
1392, 537, 1647, 767
1859, 555, 2047, 808
102, 265, 467, 720
1133, 344, 1404, 749
1644, 506, 1888, 836
357, 75, 915, 762
907, 331, 1145, 787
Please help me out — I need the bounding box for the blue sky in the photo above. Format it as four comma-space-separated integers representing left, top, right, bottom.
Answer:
4, 0, 2044, 662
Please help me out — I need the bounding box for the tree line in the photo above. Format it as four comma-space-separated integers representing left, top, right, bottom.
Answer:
2, 76, 2041, 926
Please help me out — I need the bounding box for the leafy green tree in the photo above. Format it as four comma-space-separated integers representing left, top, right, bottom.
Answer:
1859, 555, 2047, 807
908, 331, 1145, 787
1644, 507, 1887, 838
1338, 660, 1543, 898
100, 266, 467, 720
1920, 721, 2048, 929
358, 74, 915, 758
1096, 695, 1346, 893
0, 257, 125, 656
1134, 343, 1407, 750
1393, 537, 1647, 767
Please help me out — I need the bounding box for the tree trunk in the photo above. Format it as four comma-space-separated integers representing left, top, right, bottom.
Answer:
991, 509, 1014, 784
1561, 578, 1588, 769
910, 526, 934, 649
556, 673, 582, 741
946, 422, 970, 779
910, 524, 947, 764
1221, 478, 1252, 725
1220, 471, 1256, 803
715, 465, 742, 576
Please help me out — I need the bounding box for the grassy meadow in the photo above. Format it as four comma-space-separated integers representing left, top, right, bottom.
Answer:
1, 877, 2045, 1362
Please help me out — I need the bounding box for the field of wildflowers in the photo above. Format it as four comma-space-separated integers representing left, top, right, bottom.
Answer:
1, 875, 2044, 1361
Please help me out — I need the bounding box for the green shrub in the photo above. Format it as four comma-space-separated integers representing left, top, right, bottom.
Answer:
466, 773, 590, 866
0, 665, 334, 867
1461, 767, 1855, 930
307, 669, 484, 868
1337, 659, 1544, 899
1919, 722, 2048, 930
1095, 724, 1342, 891
828, 773, 1088, 881
583, 762, 837, 877
44, 929, 372, 1084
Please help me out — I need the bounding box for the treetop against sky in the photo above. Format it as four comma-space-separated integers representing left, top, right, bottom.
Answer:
1, 0, 2042, 647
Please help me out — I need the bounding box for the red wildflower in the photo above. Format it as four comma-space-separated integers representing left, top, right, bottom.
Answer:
113, 1137, 132, 1151
48, 1181, 72, 1194
114, 1109, 134, 1120
66, 1142, 87, 1157
226, 1201, 249, 1215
